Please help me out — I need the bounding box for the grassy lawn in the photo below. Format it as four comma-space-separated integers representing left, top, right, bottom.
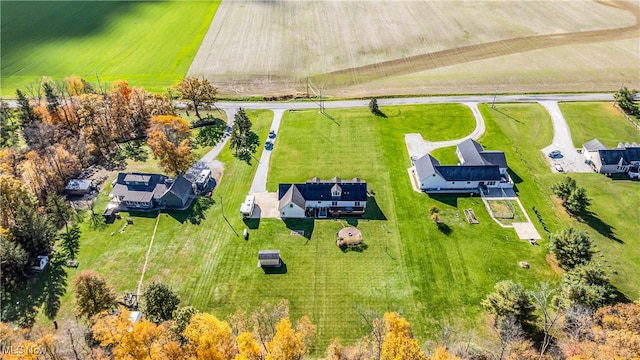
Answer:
1, 1, 219, 96
486, 200, 527, 226
559, 102, 640, 148
480, 103, 640, 301
24, 103, 639, 352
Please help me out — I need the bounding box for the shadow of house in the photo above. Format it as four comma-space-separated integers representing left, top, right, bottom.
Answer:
166, 197, 215, 225
428, 194, 461, 207
507, 168, 524, 184
362, 196, 387, 220
345, 217, 359, 227
283, 219, 314, 240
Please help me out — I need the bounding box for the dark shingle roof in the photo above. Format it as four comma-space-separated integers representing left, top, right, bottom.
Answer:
168, 176, 194, 197
258, 250, 280, 260
436, 165, 502, 181
625, 147, 640, 161
598, 149, 630, 166
480, 151, 508, 168
111, 172, 167, 203
279, 180, 367, 203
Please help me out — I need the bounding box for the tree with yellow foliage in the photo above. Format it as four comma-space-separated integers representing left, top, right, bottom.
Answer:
380, 312, 427, 360
147, 115, 193, 176
92, 308, 172, 360
266, 318, 303, 360
182, 313, 237, 360
235, 332, 262, 360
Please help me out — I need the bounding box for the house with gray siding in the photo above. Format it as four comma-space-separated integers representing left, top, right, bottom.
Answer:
109, 172, 195, 211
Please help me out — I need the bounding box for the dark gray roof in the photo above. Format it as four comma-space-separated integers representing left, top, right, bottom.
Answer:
278, 180, 367, 203
111, 172, 167, 203
258, 250, 280, 259
625, 147, 640, 161
598, 149, 630, 166
457, 139, 507, 168
413, 154, 440, 180
279, 184, 306, 209
583, 138, 608, 152
168, 176, 194, 197
479, 151, 508, 169
436, 165, 502, 181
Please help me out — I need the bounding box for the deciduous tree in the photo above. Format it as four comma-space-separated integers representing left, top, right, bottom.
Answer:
614, 86, 639, 117
0, 175, 36, 229
548, 227, 592, 271
147, 115, 193, 175
236, 332, 262, 360
72, 271, 116, 319
177, 77, 218, 120
183, 313, 237, 359
380, 312, 427, 360
140, 281, 180, 324
266, 318, 304, 360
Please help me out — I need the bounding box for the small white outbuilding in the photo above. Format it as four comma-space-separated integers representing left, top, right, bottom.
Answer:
258, 250, 281, 267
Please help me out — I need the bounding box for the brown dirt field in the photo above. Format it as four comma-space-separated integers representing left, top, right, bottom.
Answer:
189, 0, 640, 97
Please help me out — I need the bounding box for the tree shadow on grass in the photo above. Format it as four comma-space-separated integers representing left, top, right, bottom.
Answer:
282, 219, 314, 240
261, 261, 288, 275
166, 197, 216, 225
581, 211, 623, 243
120, 140, 149, 162
339, 242, 369, 253
437, 222, 452, 235
1, 256, 68, 326
362, 195, 387, 220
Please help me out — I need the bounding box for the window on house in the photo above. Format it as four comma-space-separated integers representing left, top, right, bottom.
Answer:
355, 201, 360, 206
467, 181, 470, 184
290, 204, 293, 208
331, 201, 337, 206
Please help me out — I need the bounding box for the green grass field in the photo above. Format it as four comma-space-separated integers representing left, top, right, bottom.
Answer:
25, 103, 640, 352
0, 1, 219, 96
559, 102, 640, 148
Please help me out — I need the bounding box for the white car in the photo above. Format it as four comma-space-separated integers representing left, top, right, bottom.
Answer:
554, 164, 564, 172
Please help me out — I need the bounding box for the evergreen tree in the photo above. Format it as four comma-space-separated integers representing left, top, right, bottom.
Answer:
141, 281, 180, 323
549, 227, 592, 270
15, 89, 41, 128
560, 263, 615, 309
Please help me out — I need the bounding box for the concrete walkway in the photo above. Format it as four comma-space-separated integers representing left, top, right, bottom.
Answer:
249, 109, 286, 194
539, 101, 592, 173
405, 102, 485, 159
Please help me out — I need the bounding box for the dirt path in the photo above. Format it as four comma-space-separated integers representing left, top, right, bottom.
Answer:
137, 210, 161, 295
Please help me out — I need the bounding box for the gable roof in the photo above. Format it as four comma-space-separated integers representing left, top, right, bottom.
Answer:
279, 179, 368, 204
414, 154, 440, 181
436, 165, 502, 181
278, 184, 306, 210
111, 172, 168, 203
168, 176, 194, 197
583, 138, 608, 152
457, 139, 508, 168
598, 149, 631, 166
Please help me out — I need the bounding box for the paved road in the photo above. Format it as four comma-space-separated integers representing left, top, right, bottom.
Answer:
249, 109, 285, 193
539, 101, 592, 173
405, 102, 485, 159
214, 93, 613, 111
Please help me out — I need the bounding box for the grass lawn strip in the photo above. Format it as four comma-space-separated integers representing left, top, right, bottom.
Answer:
558, 102, 640, 148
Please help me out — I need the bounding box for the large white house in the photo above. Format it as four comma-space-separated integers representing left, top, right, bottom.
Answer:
278, 177, 368, 219
582, 138, 640, 175
413, 139, 513, 193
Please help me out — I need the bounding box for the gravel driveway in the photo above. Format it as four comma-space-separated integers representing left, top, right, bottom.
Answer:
539, 101, 592, 173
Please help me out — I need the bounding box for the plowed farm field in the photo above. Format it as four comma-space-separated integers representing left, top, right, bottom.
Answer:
189, 0, 639, 97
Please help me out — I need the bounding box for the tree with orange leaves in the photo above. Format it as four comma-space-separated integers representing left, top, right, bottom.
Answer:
380, 312, 427, 360
182, 313, 237, 360
147, 115, 193, 176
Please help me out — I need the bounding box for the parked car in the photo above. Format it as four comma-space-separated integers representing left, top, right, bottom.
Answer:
265, 140, 273, 150
554, 164, 564, 172
268, 130, 277, 139
548, 150, 561, 158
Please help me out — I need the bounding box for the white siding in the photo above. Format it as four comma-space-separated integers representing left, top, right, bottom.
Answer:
279, 201, 305, 218
306, 200, 364, 208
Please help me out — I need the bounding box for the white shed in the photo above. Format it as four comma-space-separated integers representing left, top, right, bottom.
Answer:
258, 250, 281, 267
129, 311, 142, 323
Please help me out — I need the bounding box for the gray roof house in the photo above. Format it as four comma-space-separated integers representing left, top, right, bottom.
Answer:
414, 140, 512, 193
582, 139, 640, 175
65, 179, 93, 195
109, 172, 195, 211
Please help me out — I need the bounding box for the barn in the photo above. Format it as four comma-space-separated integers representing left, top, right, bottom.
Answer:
258, 250, 281, 267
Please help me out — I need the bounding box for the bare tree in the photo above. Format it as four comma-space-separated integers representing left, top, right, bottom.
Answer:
529, 283, 563, 359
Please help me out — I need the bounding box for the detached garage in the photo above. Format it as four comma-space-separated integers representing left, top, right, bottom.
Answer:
258, 250, 281, 267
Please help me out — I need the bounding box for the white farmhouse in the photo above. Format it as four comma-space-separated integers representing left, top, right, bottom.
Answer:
278, 177, 368, 219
